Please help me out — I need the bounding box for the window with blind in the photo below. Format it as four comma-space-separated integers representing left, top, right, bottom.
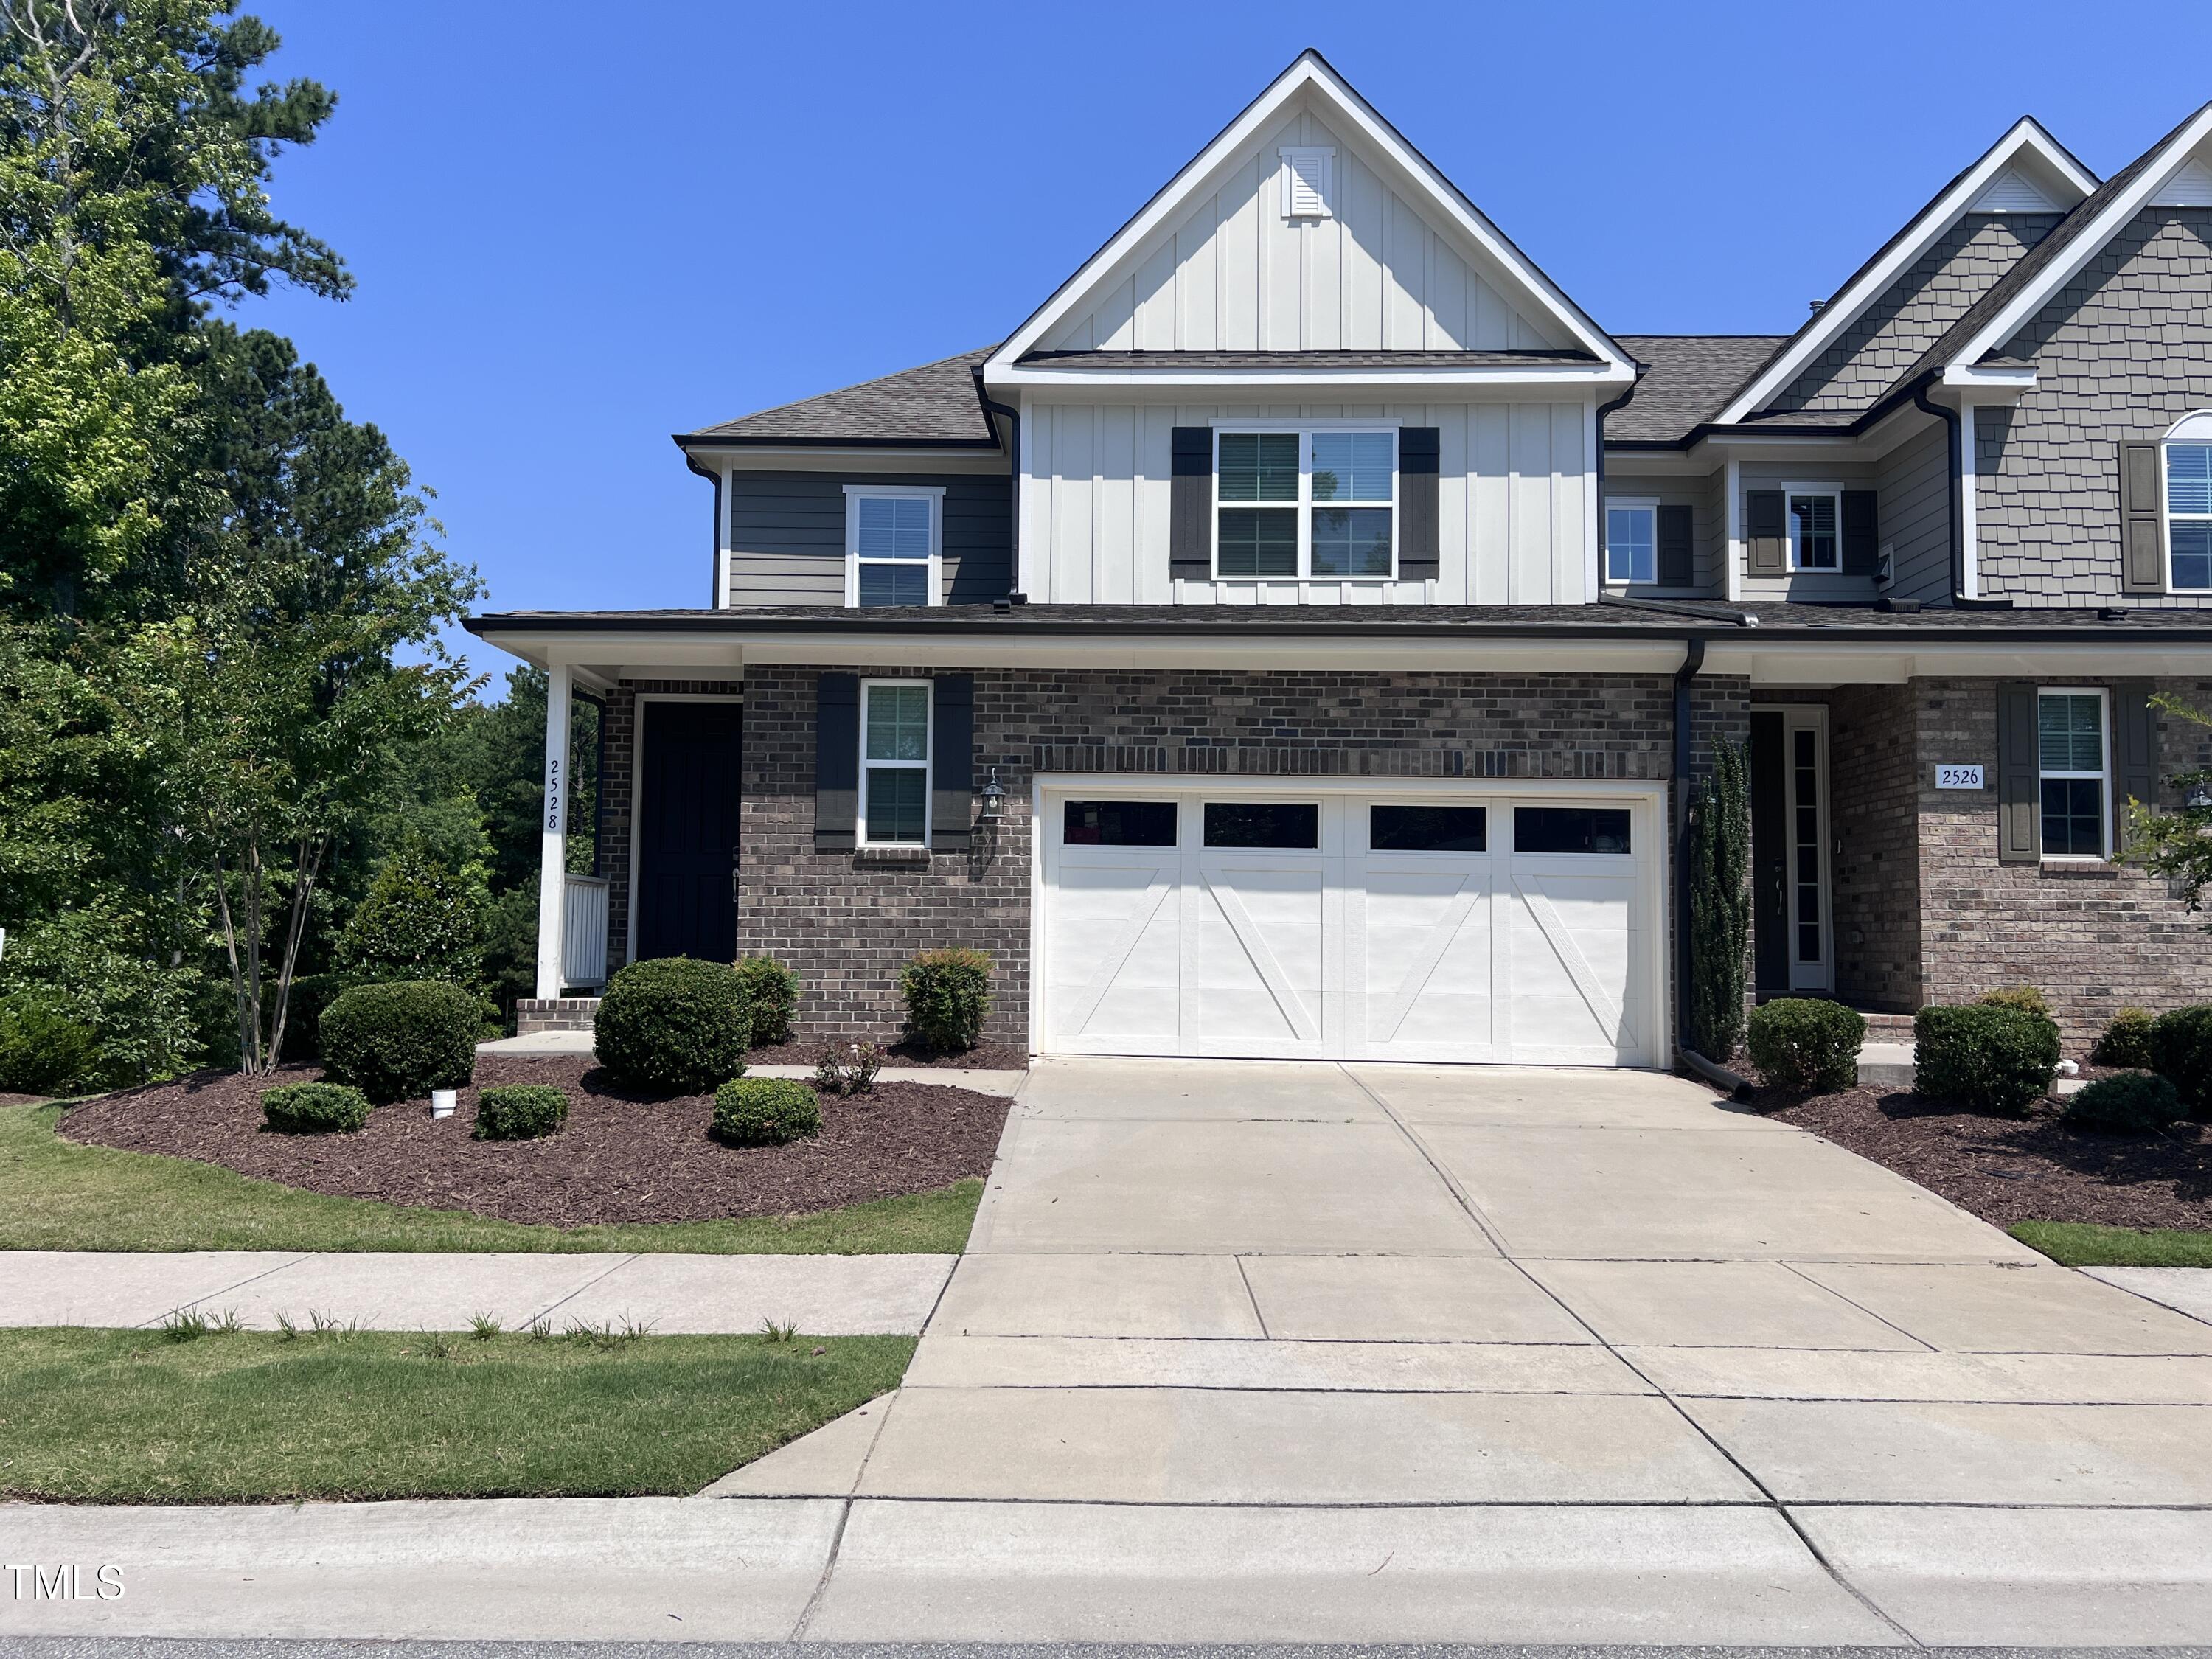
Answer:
2168, 442, 2212, 591
2038, 689, 2108, 860
844, 488, 940, 608
1216, 428, 1396, 580
860, 681, 931, 845
1785, 489, 1840, 571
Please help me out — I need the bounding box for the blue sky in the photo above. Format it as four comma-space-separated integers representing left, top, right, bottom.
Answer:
239, 1, 2212, 692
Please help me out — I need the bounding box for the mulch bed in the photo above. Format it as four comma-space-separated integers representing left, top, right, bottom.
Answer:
747, 1040, 1029, 1072
1750, 1082, 2212, 1231
58, 1055, 1010, 1228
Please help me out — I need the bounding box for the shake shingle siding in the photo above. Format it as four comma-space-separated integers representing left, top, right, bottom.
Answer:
1877, 421, 1954, 603
725, 471, 1012, 606
1977, 209, 2212, 606
1770, 215, 2061, 414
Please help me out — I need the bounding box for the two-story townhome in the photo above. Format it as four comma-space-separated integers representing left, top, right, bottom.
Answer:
468, 52, 2212, 1065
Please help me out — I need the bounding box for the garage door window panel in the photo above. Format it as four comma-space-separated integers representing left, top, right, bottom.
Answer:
860, 681, 930, 846
1203, 801, 1318, 849
1370, 804, 1487, 852
1514, 807, 1632, 855
1063, 799, 1178, 846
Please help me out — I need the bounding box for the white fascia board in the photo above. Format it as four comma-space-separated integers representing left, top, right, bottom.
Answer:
1944, 106, 2212, 372
1941, 362, 2037, 392
983, 52, 1633, 381
1714, 119, 2098, 424
990, 364, 1634, 397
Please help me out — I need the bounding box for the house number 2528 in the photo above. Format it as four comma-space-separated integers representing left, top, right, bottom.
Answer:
545, 757, 563, 830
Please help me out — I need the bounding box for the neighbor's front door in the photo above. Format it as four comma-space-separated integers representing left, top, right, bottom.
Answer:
633, 698, 742, 964
1750, 705, 1832, 998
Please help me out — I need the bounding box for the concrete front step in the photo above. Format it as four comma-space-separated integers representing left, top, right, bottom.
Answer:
1857, 1040, 2084, 1096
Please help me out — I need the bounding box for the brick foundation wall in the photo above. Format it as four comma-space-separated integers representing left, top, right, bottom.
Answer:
734, 664, 1750, 1048
1915, 676, 2212, 1042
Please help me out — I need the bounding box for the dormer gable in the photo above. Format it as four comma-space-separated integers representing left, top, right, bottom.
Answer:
984, 51, 1631, 393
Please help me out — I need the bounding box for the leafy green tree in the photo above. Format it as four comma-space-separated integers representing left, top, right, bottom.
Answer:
2126, 695, 2212, 919
338, 841, 490, 989
1688, 740, 1752, 1062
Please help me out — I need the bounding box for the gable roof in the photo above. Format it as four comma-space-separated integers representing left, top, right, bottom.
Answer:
678, 348, 998, 448
1608, 335, 1790, 443
1714, 116, 2096, 424
982, 49, 1632, 388
1896, 100, 2212, 388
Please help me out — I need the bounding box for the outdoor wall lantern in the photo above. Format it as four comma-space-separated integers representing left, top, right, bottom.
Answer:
2187, 782, 2212, 813
979, 769, 1006, 823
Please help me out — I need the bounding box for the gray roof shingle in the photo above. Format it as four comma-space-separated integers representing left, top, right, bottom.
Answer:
681, 347, 998, 445
1607, 336, 1789, 442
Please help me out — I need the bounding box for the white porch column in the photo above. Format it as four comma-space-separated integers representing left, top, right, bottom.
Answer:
534, 662, 572, 1001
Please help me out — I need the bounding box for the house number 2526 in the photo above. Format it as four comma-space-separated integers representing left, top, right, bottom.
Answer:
1935, 764, 1985, 790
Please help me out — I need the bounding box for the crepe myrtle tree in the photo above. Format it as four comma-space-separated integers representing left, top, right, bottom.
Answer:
2126, 694, 2212, 919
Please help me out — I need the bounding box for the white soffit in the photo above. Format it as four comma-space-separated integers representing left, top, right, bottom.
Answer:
1969, 167, 2063, 212
981, 50, 1633, 383
2152, 156, 2212, 207
1714, 117, 2096, 424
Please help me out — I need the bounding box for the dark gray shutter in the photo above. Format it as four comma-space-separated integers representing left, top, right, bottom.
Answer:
814, 673, 859, 852
1996, 680, 2040, 865
1656, 503, 1693, 588
931, 674, 973, 853
2115, 680, 2159, 852
1169, 427, 1213, 582
1746, 490, 1787, 576
2120, 441, 2166, 594
1841, 490, 1879, 577
1397, 426, 1441, 582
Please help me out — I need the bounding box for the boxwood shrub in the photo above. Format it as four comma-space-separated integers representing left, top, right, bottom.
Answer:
733, 955, 800, 1047
594, 957, 751, 1094
319, 981, 479, 1105
1914, 1003, 2060, 1116
473, 1083, 568, 1141
2090, 1006, 2156, 1071
261, 1080, 371, 1134
0, 992, 97, 1096
899, 947, 992, 1054
712, 1077, 822, 1147
2150, 1004, 2212, 1117
1745, 998, 1865, 1093
2062, 1071, 2184, 1135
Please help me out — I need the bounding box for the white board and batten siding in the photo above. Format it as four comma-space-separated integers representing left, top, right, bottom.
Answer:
1024, 400, 1592, 605
1046, 108, 1564, 355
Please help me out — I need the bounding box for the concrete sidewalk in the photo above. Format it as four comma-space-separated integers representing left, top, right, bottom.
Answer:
474, 1029, 1027, 1096
0, 1250, 955, 1334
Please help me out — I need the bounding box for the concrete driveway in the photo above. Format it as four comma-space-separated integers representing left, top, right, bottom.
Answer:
785, 1058, 2212, 1644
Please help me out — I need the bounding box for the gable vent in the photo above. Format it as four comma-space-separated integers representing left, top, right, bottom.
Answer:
2152, 156, 2212, 208
1969, 167, 2061, 213
1279, 147, 1334, 220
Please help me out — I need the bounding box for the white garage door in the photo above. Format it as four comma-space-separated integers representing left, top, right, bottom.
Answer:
1038, 787, 1660, 1067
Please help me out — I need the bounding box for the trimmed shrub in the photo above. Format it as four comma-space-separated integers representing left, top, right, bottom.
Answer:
2092, 1007, 2157, 1071
1745, 998, 1865, 1093
320, 981, 479, 1105
0, 992, 99, 1096
594, 957, 751, 1095
2062, 1071, 2185, 1135
1688, 740, 1752, 1062
338, 843, 490, 989
1915, 1003, 2061, 1116
473, 1084, 569, 1141
2150, 1004, 2212, 1116
900, 947, 992, 1054
261, 1080, 371, 1134
734, 955, 800, 1047
712, 1077, 822, 1147
1980, 984, 2052, 1018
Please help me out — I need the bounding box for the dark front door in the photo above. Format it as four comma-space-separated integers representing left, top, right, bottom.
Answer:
633, 699, 742, 963
1748, 710, 1790, 998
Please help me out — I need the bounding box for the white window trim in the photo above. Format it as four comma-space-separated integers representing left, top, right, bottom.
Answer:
858, 678, 932, 848
1781, 484, 1843, 574
843, 484, 945, 608
1604, 498, 1660, 587
2036, 686, 2110, 863
2162, 411, 2212, 594
1211, 426, 1398, 582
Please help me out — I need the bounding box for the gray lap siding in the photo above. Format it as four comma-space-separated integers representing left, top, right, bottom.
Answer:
732, 665, 1747, 1048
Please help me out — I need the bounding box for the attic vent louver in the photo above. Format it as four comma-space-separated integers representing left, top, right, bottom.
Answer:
2152, 156, 2212, 208
1279, 147, 1334, 220
1969, 167, 2061, 213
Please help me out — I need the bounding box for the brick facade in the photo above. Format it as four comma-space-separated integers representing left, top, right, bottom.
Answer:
1826, 683, 1926, 1012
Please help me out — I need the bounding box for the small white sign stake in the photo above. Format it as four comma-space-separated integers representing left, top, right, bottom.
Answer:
1935, 764, 1986, 790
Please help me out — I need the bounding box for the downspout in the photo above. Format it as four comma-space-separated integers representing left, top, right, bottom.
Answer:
1912, 376, 2011, 611
681, 451, 724, 606
1593, 375, 1641, 585
977, 382, 1024, 602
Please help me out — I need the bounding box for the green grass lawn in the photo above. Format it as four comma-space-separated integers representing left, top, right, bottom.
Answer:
1, 1104, 980, 1254
2012, 1220, 2212, 1267
0, 1324, 911, 1501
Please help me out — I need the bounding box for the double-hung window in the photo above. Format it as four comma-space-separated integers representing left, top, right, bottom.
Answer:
844, 486, 942, 608
1606, 501, 1657, 585
1215, 428, 1396, 579
2168, 439, 2212, 591
1785, 488, 1840, 571
2037, 688, 2108, 860
860, 681, 930, 846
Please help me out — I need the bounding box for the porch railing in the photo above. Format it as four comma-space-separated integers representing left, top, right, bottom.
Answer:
563, 874, 610, 990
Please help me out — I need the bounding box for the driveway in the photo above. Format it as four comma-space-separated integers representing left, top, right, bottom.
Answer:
790, 1058, 2212, 1644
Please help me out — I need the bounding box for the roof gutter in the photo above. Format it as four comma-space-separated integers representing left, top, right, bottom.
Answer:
1912, 375, 2011, 610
